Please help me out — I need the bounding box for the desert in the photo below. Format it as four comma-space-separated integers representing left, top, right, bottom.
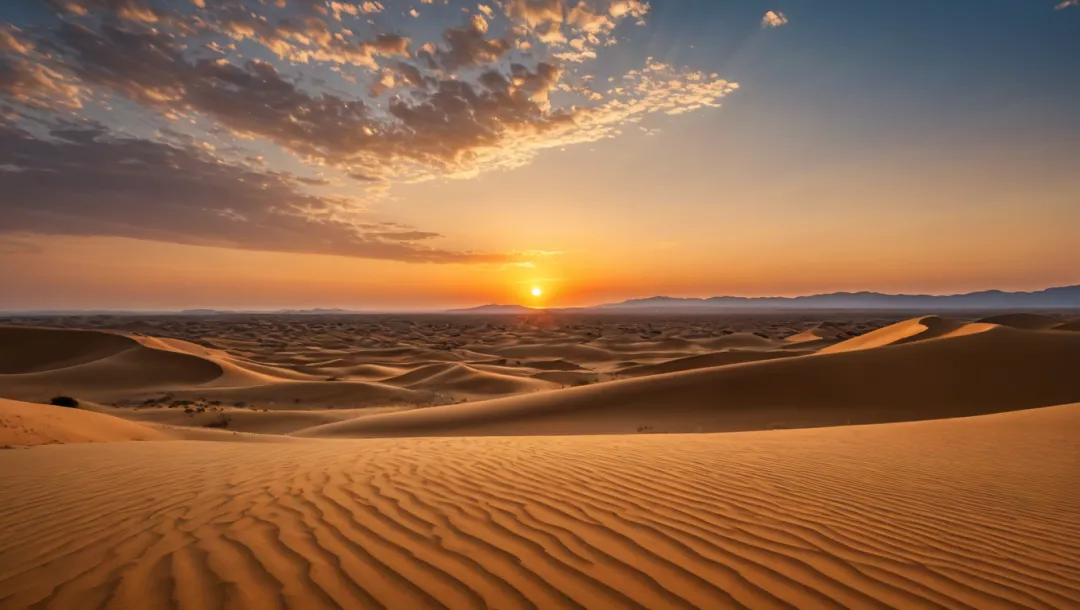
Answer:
3, 0, 1080, 606
2, 310, 1080, 609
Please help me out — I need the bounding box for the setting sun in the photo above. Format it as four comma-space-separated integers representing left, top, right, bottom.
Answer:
530, 286, 542, 297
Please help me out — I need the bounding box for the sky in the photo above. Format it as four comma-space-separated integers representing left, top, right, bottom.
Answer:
1, 0, 1078, 310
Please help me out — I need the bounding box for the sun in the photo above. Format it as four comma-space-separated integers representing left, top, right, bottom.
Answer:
531, 286, 543, 297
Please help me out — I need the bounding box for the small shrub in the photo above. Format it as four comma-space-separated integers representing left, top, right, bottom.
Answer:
49, 396, 79, 408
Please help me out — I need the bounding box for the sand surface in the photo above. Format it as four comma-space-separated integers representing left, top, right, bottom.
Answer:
1, 404, 1078, 609
1, 311, 1079, 608
0, 398, 166, 447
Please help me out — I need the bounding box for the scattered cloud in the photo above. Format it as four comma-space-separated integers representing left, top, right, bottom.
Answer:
17, 11, 735, 186
1, 0, 738, 263
1056, 0, 1079, 8
0, 27, 86, 110
762, 10, 788, 28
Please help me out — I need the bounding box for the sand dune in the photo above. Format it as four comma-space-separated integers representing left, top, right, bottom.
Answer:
1, 403, 1078, 608
0, 327, 228, 400
491, 343, 618, 364
1056, 318, 1080, 331
976, 312, 1062, 330
2, 312, 1079, 608
111, 405, 401, 436
615, 350, 796, 378
383, 363, 556, 397
783, 323, 843, 344
818, 315, 987, 354
529, 370, 611, 387
695, 332, 780, 350
159, 380, 432, 411
518, 359, 585, 371
301, 324, 1080, 437
0, 314, 907, 418
0, 398, 165, 446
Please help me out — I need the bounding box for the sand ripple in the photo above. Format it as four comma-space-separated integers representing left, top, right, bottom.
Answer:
2, 404, 1078, 609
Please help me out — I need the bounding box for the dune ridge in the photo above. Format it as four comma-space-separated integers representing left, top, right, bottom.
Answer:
299, 322, 1080, 438
818, 315, 985, 354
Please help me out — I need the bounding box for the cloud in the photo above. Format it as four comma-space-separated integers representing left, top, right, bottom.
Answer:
433, 14, 512, 70
0, 121, 519, 264
762, 10, 788, 28
0, 27, 85, 110
0, 0, 738, 263
213, 10, 411, 69
22, 15, 735, 185
1056, 0, 1079, 8
50, 0, 162, 23
505, 0, 566, 28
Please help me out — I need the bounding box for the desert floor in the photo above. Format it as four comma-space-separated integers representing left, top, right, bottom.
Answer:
1, 311, 1079, 609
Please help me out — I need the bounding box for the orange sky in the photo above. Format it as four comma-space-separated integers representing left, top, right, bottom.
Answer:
1, 0, 1079, 310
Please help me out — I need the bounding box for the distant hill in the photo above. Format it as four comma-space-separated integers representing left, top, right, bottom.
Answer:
595, 285, 1080, 311
445, 304, 540, 314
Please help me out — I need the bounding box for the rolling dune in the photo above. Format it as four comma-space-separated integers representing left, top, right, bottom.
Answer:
300, 324, 1080, 438
694, 332, 780, 350
1056, 319, 1080, 331
615, 350, 796, 378
1, 313, 1079, 608
976, 313, 1062, 330
818, 316, 984, 354
0, 327, 228, 400
382, 363, 557, 397
491, 343, 619, 364
1, 403, 1078, 609
0, 398, 165, 446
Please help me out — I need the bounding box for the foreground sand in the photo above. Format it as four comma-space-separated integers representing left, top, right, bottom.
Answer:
2, 403, 1079, 609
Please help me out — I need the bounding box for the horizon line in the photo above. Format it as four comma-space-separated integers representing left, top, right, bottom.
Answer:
1, 282, 1078, 315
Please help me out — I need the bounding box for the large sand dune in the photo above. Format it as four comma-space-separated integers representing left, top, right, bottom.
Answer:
0, 327, 226, 395
300, 323, 1080, 437
0, 398, 166, 446
1, 403, 1078, 608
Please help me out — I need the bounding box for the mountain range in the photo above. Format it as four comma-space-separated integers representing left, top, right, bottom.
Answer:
589, 285, 1080, 311
448, 285, 1080, 313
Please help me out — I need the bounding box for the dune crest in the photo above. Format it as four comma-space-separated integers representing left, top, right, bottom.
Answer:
818, 315, 989, 354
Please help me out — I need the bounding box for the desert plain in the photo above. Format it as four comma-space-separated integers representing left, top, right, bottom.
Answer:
1, 310, 1079, 609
